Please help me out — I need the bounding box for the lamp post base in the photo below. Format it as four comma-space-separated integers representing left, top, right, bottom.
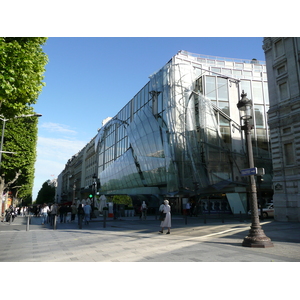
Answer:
242, 226, 274, 248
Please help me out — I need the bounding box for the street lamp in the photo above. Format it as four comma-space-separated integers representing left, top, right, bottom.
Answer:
92, 173, 97, 216
237, 91, 273, 248
73, 180, 77, 205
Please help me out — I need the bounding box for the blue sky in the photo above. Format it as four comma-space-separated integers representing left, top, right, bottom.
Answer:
32, 37, 266, 200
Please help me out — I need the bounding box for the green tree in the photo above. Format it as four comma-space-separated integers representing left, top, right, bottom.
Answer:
35, 180, 55, 205
1, 106, 39, 203
0, 37, 48, 118
112, 195, 133, 207
0, 37, 48, 214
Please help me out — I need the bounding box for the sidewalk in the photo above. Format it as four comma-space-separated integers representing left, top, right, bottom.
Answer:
1, 214, 300, 262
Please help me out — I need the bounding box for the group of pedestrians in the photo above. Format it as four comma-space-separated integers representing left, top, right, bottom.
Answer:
1, 199, 172, 234
39, 203, 72, 225
77, 202, 92, 225
38, 202, 93, 226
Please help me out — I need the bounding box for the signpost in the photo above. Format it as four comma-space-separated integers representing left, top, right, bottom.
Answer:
241, 167, 264, 177
241, 167, 257, 176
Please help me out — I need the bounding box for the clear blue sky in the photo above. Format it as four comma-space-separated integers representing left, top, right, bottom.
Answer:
33, 37, 266, 200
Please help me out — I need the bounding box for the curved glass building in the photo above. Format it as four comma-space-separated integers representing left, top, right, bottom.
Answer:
91, 51, 272, 213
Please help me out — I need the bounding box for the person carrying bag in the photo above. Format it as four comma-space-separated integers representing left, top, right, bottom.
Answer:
158, 200, 171, 234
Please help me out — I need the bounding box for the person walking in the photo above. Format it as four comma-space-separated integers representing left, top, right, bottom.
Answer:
77, 204, 85, 227
83, 203, 92, 225
186, 201, 191, 216
159, 200, 171, 234
40, 203, 50, 225
59, 205, 66, 223
141, 201, 147, 220
49, 203, 58, 226
5, 205, 16, 222
71, 203, 77, 222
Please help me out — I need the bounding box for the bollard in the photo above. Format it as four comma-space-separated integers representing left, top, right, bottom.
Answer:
103, 211, 107, 228
26, 216, 30, 231
239, 211, 243, 222
53, 215, 57, 230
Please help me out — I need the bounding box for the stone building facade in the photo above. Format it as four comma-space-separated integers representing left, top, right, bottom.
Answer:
263, 37, 300, 221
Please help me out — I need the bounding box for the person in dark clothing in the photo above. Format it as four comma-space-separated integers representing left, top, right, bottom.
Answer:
5, 205, 16, 222
59, 205, 68, 223
77, 204, 85, 227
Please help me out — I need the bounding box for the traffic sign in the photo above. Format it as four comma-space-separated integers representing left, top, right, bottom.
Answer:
241, 167, 257, 176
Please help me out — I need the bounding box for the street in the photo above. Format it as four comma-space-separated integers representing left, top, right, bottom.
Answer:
1, 215, 300, 262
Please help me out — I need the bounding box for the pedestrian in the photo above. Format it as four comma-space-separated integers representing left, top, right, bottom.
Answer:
49, 203, 58, 226
71, 203, 77, 222
40, 203, 50, 225
159, 200, 171, 234
191, 201, 195, 216
5, 205, 16, 222
58, 205, 65, 223
141, 201, 147, 219
62, 205, 68, 223
77, 204, 85, 227
83, 203, 92, 225
186, 201, 191, 216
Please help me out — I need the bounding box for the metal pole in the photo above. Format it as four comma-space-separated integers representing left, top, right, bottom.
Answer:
242, 118, 273, 248
103, 210, 107, 228
53, 215, 57, 230
258, 177, 264, 221
26, 215, 30, 231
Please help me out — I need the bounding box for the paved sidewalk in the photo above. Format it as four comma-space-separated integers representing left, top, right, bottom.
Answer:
1, 215, 300, 262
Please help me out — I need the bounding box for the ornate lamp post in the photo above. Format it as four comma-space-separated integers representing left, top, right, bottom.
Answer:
237, 91, 273, 248
72, 180, 77, 204
92, 173, 97, 217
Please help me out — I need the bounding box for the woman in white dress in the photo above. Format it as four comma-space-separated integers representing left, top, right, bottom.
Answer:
159, 200, 171, 234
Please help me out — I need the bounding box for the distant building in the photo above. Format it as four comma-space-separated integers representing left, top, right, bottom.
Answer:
58, 50, 272, 214
263, 37, 300, 221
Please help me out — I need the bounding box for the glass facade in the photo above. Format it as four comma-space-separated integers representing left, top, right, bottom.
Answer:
93, 51, 272, 212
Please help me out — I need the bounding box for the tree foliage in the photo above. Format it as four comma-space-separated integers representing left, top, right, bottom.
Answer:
0, 37, 48, 118
0, 37, 48, 206
35, 180, 55, 205
112, 195, 133, 206
1, 106, 39, 202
